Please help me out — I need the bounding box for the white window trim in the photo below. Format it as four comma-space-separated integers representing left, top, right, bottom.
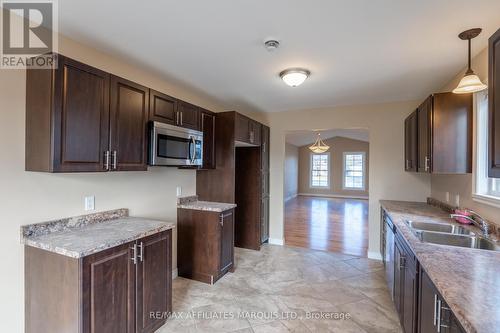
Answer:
472, 90, 500, 208
309, 152, 330, 189
343, 152, 366, 191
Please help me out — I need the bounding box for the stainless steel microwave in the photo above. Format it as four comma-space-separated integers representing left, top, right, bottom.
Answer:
148, 122, 203, 167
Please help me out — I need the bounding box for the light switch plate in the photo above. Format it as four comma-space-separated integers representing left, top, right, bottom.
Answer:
85, 196, 95, 211
176, 186, 182, 197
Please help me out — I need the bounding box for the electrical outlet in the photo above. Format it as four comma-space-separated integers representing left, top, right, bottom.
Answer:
84, 196, 95, 211
445, 192, 450, 203
176, 186, 182, 197
454, 194, 460, 207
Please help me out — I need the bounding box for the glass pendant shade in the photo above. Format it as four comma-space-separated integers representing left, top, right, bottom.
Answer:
453, 28, 488, 94
309, 134, 330, 153
452, 73, 487, 94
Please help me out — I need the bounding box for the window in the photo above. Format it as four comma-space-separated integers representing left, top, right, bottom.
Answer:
474, 90, 500, 204
343, 152, 365, 190
310, 153, 329, 188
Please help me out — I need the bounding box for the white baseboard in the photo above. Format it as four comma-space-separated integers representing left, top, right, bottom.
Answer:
268, 238, 284, 246
298, 193, 369, 200
172, 268, 178, 279
284, 193, 298, 202
367, 251, 383, 261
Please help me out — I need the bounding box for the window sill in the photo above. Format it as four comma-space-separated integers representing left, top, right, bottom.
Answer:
472, 193, 500, 209
343, 187, 366, 191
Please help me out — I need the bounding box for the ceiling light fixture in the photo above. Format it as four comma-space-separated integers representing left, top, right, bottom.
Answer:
280, 68, 310, 87
453, 28, 487, 94
309, 133, 330, 153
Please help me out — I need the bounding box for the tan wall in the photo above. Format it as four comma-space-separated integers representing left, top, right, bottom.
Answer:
263, 101, 431, 253
430, 47, 500, 225
0, 13, 264, 332
298, 136, 369, 198
284, 143, 299, 200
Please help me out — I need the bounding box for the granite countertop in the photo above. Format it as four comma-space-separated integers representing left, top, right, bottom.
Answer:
177, 195, 237, 212
21, 209, 175, 258
380, 200, 500, 333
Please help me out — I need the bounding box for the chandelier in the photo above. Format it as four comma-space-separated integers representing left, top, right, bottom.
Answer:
309, 133, 330, 153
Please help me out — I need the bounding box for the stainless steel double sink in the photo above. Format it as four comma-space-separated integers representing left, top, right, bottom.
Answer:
405, 220, 500, 251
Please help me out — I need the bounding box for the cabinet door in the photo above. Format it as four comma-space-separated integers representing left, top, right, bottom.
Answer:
136, 230, 172, 333
489, 28, 500, 178
235, 113, 250, 143
220, 210, 234, 274
418, 269, 438, 333
53, 55, 110, 172
250, 121, 262, 145
403, 264, 417, 333
177, 101, 200, 130
149, 90, 177, 125
261, 125, 270, 171
110, 76, 149, 171
393, 240, 404, 318
82, 242, 136, 333
405, 110, 418, 172
201, 111, 216, 169
418, 97, 432, 173
260, 197, 269, 243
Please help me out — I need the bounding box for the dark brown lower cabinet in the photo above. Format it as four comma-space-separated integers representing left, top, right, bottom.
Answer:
394, 233, 418, 333
25, 230, 172, 333
418, 268, 465, 333
177, 208, 235, 284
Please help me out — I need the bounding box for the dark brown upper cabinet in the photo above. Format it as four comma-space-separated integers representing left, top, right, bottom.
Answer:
404, 110, 418, 172
149, 89, 178, 125
235, 113, 261, 145
26, 54, 148, 172
177, 100, 200, 130
200, 109, 216, 169
489, 28, 500, 178
412, 93, 472, 174
110, 76, 149, 171
26, 55, 111, 172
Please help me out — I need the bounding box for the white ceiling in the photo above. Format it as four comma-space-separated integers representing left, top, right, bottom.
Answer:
286, 129, 369, 147
53, 0, 500, 112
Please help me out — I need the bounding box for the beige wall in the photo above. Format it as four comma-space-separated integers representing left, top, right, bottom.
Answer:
284, 143, 299, 201
263, 102, 431, 253
0, 13, 263, 331
430, 47, 500, 225
298, 136, 369, 198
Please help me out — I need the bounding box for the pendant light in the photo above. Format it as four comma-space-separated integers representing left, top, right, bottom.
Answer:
453, 28, 487, 94
309, 133, 330, 153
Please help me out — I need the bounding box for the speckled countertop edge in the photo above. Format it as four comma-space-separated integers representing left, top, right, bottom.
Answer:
380, 200, 500, 333
21, 209, 175, 258
177, 195, 237, 212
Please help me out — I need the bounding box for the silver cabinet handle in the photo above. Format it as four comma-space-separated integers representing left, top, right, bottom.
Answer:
437, 298, 442, 332
104, 151, 110, 170
425, 156, 430, 172
137, 241, 144, 262
176, 112, 179, 125
190, 137, 196, 163
180, 112, 183, 125
249, 131, 254, 143
220, 212, 232, 226
399, 255, 406, 268
111, 151, 117, 170
433, 294, 438, 326
131, 243, 137, 265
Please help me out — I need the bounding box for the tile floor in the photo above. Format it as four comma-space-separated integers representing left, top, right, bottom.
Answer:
157, 245, 402, 333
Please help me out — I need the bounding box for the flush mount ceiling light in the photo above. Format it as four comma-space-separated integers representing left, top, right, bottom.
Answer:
309, 133, 330, 153
453, 28, 488, 94
280, 68, 310, 87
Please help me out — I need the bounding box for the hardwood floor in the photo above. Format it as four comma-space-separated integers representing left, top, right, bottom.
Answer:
284, 196, 369, 257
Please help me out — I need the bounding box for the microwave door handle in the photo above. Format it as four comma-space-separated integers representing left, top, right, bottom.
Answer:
190, 136, 196, 164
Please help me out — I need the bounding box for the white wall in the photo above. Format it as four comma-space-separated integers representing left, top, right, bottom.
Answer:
264, 102, 431, 258
284, 143, 299, 201
0, 21, 237, 332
